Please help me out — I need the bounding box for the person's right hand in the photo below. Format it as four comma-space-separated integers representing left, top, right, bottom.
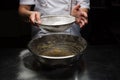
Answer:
29, 11, 41, 27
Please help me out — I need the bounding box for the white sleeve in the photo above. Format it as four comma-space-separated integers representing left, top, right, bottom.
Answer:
20, 0, 35, 5
77, 0, 90, 9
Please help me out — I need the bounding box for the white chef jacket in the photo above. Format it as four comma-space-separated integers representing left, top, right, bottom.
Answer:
20, 0, 90, 37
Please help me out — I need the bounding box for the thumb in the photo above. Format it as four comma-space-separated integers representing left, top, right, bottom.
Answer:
35, 12, 41, 24
74, 4, 80, 10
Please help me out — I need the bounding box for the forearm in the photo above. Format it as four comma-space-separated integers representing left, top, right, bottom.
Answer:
18, 5, 33, 18
19, 5, 41, 25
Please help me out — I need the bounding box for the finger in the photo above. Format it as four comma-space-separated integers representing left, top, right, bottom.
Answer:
74, 4, 80, 10
30, 15, 39, 26
76, 18, 83, 28
35, 12, 41, 24
34, 22, 40, 27
81, 11, 88, 18
79, 22, 83, 28
29, 14, 36, 24
80, 20, 85, 28
81, 16, 88, 24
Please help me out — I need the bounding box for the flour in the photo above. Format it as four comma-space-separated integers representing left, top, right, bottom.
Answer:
41, 15, 75, 26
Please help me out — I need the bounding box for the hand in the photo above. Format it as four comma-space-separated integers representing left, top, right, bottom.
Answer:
29, 11, 41, 27
76, 9, 88, 28
71, 4, 88, 28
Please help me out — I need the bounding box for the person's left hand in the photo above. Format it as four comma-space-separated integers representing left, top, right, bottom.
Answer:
71, 4, 88, 28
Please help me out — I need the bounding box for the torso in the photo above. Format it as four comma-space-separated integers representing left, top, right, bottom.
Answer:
34, 0, 77, 16
32, 0, 80, 37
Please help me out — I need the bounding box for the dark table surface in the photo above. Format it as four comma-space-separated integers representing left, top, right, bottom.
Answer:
0, 44, 120, 80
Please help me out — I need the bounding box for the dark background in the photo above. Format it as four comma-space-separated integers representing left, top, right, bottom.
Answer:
0, 0, 120, 48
